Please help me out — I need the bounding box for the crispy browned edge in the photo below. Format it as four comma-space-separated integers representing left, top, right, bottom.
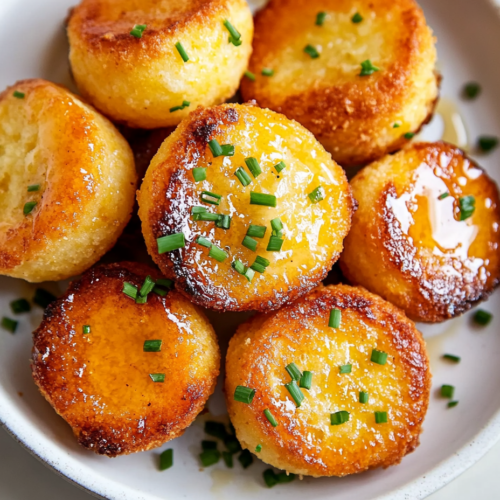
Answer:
138, 103, 355, 312
31, 262, 220, 457
225, 284, 431, 476
341, 141, 500, 322
240, 0, 439, 167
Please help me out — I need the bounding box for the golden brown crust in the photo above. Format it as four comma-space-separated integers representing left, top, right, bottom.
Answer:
340, 141, 500, 322
0, 79, 137, 282
138, 103, 355, 312
31, 262, 220, 457
241, 0, 438, 166
225, 284, 430, 477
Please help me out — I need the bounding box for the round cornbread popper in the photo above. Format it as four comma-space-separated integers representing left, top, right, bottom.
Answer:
31, 262, 220, 457
240, 0, 439, 167
67, 0, 253, 129
225, 284, 431, 477
138, 103, 355, 312
340, 141, 500, 323
0, 79, 137, 282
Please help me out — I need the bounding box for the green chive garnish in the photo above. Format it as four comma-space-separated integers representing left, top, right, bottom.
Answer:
208, 139, 234, 157
438, 192, 450, 200
232, 259, 246, 275
144, 340, 162, 352
255, 255, 270, 266
27, 184, 40, 192
308, 186, 325, 204
1, 317, 18, 333
441, 385, 455, 398
169, 100, 190, 113
193, 212, 219, 222
285, 363, 302, 381
473, 309, 492, 325
329, 308, 341, 328
273, 161, 286, 173
270, 217, 283, 236
191, 206, 207, 214
264, 409, 278, 427
205, 421, 228, 440
23, 201, 37, 215
375, 411, 388, 424
352, 12, 363, 23
359, 59, 379, 76
221, 144, 234, 156
266, 236, 283, 252
33, 288, 56, 308
235, 167, 252, 186
234, 385, 256, 404
250, 262, 266, 273
263, 470, 278, 488
261, 68, 274, 77
215, 214, 231, 229
139, 275, 155, 297
135, 294, 147, 304
448, 401, 459, 408
157, 233, 185, 253
209, 245, 228, 262
243, 267, 255, 282
255, 444, 262, 452
13, 90, 25, 99
339, 364, 352, 374
250, 192, 276, 207
242, 236, 258, 251
153, 286, 168, 297
315, 11, 327, 26
223, 19, 241, 41
463, 82, 481, 99
83, 325, 91, 334
229, 35, 242, 46
250, 255, 270, 273
247, 225, 266, 238
371, 349, 388, 365
245, 157, 262, 178
130, 24, 147, 38
200, 191, 222, 205
10, 299, 30, 314
404, 132, 415, 140
458, 195, 475, 220
157, 279, 173, 289
122, 282, 137, 300
304, 45, 319, 59
224, 436, 241, 453
192, 168, 206, 183
150, 373, 165, 383
175, 42, 189, 62
330, 410, 349, 425
393, 122, 401, 128
159, 449, 173, 470
222, 451, 233, 467
196, 236, 212, 248
359, 391, 369, 404
478, 136, 499, 152
443, 354, 461, 363
285, 380, 304, 407
238, 449, 253, 469
200, 450, 221, 467
244, 70, 256, 81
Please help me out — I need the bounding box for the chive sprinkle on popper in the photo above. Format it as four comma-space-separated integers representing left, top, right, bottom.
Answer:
13, 90, 25, 99
267, 235, 284, 252
215, 214, 231, 229
304, 45, 320, 59
308, 186, 325, 204
273, 161, 286, 173
157, 233, 186, 253
404, 132, 415, 140
339, 364, 352, 374
250, 192, 277, 207
299, 371, 313, 390
238, 449, 253, 469
159, 449, 173, 470
359, 59, 379, 76
150, 373, 166, 383
261, 68, 274, 77
192, 167, 207, 182
473, 309, 492, 326
285, 381, 304, 407
130, 24, 147, 38
371, 349, 388, 365
223, 19, 241, 41
175, 42, 189, 62
270, 217, 283, 236
330, 410, 349, 425
286, 363, 302, 381
234, 385, 256, 404
209, 245, 228, 262
329, 308, 341, 328
242, 236, 258, 252
352, 12, 363, 23
23, 201, 37, 216
123, 282, 138, 300
359, 391, 369, 404
316, 11, 327, 26
208, 139, 235, 157
144, 339, 163, 352
245, 157, 262, 178
247, 225, 267, 238
264, 409, 278, 427
375, 411, 388, 424
441, 384, 455, 399
235, 167, 252, 186
250, 255, 270, 273
255, 444, 262, 453
438, 192, 450, 200
244, 70, 256, 81
443, 354, 461, 363
10, 298, 31, 314
200, 191, 222, 205
170, 100, 190, 113
458, 195, 475, 220
83, 325, 91, 334
139, 275, 155, 298
27, 184, 40, 192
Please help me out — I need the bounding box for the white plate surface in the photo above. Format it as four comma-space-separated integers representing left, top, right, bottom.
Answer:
1, 0, 500, 499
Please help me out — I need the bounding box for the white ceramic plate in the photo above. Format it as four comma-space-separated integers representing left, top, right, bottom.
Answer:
1, 0, 500, 498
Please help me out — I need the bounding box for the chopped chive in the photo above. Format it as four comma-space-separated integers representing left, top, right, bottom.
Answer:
339, 364, 352, 374
473, 309, 492, 326
244, 70, 256, 81
263, 469, 278, 488
330, 410, 349, 425
10, 299, 30, 314
1, 317, 18, 333
27, 184, 40, 192
224, 436, 242, 453
393, 122, 401, 128
23, 201, 37, 215
359, 391, 369, 404
261, 68, 274, 77
375, 411, 388, 424
250, 192, 276, 207
299, 371, 312, 389
175, 42, 189, 62
404, 132, 415, 140
308, 186, 325, 204
205, 421, 228, 440
209, 245, 228, 262
200, 191, 222, 205
150, 373, 166, 383
371, 349, 388, 365
441, 385, 455, 398
247, 225, 266, 238
463, 82, 481, 99
250, 262, 266, 273
273, 161, 286, 173
196, 236, 212, 248
304, 44, 320, 59
255, 444, 262, 452
202, 440, 217, 451
255, 255, 270, 267
208, 139, 234, 157
242, 236, 258, 252
448, 401, 459, 408
315, 11, 327, 26
215, 214, 231, 229
229, 35, 242, 46
144, 339, 162, 352
33, 288, 56, 308
221, 144, 235, 156
223, 19, 241, 41
153, 286, 168, 296
232, 259, 246, 275
193, 212, 219, 222
478, 136, 499, 152
245, 157, 262, 178
329, 308, 341, 328
263, 409, 278, 427
270, 217, 283, 235
200, 449, 221, 467
169, 100, 190, 113
458, 195, 475, 221
13, 90, 25, 99
243, 267, 255, 283
438, 192, 450, 200
352, 12, 363, 23
285, 380, 304, 407
443, 354, 461, 363
156, 278, 173, 289
359, 59, 379, 76
83, 325, 91, 335
234, 385, 256, 404
192, 167, 206, 182
135, 293, 147, 304
250, 256, 270, 273
235, 167, 252, 186
285, 363, 302, 381
266, 236, 283, 252
276, 472, 295, 484
139, 275, 155, 297
130, 24, 147, 38
157, 233, 185, 253
238, 449, 253, 469
222, 451, 233, 467
191, 206, 207, 215
159, 449, 173, 470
